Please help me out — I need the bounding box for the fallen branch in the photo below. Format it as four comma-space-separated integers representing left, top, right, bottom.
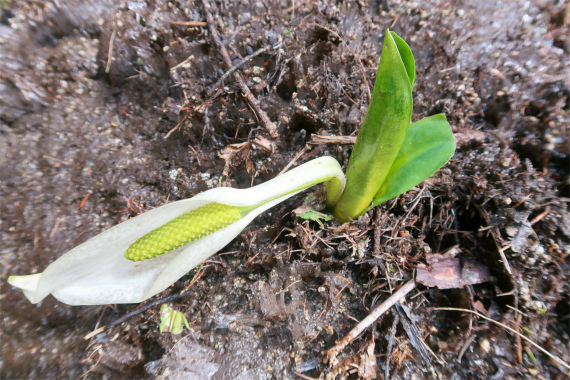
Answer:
396, 303, 437, 365
476, 204, 513, 275
431, 307, 570, 371
206, 43, 278, 97
201, 0, 279, 139
324, 279, 416, 365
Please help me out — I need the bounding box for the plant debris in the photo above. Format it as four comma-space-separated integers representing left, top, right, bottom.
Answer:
416, 254, 491, 289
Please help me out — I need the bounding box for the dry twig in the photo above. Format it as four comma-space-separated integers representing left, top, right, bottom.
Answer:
207, 43, 278, 97
201, 0, 279, 138
80, 351, 104, 379
277, 146, 308, 175
308, 135, 357, 145
457, 334, 476, 362
84, 326, 105, 340
170, 55, 195, 71
324, 279, 416, 365
476, 205, 513, 275
164, 112, 190, 139
164, 94, 220, 138
431, 307, 570, 371
105, 29, 117, 74
168, 20, 207, 27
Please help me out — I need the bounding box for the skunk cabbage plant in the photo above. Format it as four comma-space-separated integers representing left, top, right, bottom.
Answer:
8, 157, 345, 305
332, 30, 455, 222
8, 29, 455, 306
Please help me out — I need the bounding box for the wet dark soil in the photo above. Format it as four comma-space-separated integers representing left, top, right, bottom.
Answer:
1, 0, 568, 379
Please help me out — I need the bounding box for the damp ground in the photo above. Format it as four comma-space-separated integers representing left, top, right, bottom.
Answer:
1, 0, 568, 379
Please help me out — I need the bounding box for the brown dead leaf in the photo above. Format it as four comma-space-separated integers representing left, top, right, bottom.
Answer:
218, 142, 250, 162
245, 157, 255, 175
218, 142, 251, 177
325, 356, 353, 380
416, 254, 491, 289
252, 136, 274, 152
293, 204, 313, 215
472, 300, 489, 316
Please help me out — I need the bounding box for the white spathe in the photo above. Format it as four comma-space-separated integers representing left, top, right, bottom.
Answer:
8, 157, 345, 306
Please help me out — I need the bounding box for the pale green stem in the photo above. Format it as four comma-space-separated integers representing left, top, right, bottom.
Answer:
237, 174, 345, 215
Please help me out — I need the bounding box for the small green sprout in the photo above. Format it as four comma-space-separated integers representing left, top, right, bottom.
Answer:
298, 209, 332, 229
525, 347, 538, 368
294, 195, 332, 228
159, 304, 190, 334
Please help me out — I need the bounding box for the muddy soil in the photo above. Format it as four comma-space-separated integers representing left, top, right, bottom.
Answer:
1, 0, 568, 379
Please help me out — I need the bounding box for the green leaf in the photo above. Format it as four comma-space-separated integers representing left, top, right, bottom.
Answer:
171, 313, 186, 334
391, 32, 415, 88
368, 114, 456, 208
294, 194, 332, 228
332, 30, 414, 223
298, 209, 332, 229
525, 348, 538, 367
159, 304, 171, 333
159, 304, 190, 335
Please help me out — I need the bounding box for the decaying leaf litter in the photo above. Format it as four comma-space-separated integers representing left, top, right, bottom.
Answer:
1, 0, 568, 379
